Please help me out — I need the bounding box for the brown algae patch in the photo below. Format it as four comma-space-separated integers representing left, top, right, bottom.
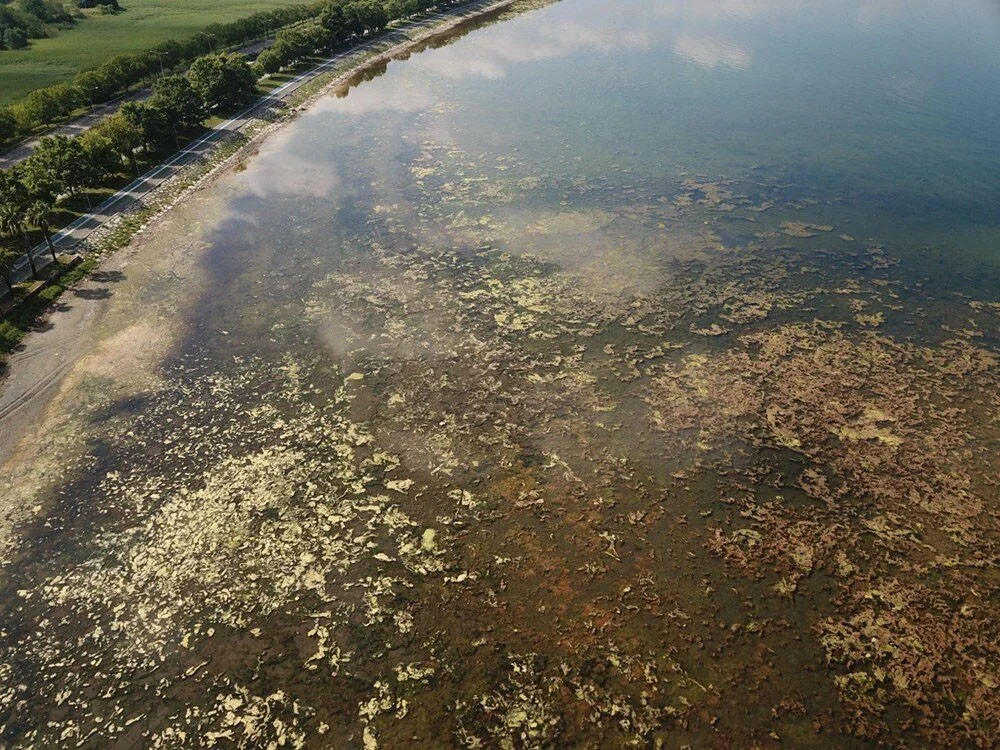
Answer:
297, 150, 999, 745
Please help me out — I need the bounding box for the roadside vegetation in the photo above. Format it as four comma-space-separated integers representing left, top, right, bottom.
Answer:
1, 0, 448, 140
0, 53, 257, 290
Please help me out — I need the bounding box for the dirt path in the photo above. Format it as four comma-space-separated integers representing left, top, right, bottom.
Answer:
0, 256, 147, 457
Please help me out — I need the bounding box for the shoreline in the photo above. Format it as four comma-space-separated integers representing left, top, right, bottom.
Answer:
0, 0, 521, 301
0, 0, 521, 558
0, 0, 521, 362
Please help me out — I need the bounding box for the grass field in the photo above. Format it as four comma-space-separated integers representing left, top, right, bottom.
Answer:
0, 0, 306, 106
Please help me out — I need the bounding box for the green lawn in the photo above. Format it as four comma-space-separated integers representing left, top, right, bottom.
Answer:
0, 0, 305, 106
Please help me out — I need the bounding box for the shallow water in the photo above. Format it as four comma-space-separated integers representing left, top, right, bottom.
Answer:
1, 0, 999, 747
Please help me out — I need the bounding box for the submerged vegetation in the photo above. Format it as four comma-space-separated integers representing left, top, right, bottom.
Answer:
1, 120, 997, 746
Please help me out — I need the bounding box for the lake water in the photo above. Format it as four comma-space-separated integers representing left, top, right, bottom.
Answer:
2, 0, 999, 747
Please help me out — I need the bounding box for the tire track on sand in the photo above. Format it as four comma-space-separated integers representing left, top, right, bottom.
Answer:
0, 359, 75, 423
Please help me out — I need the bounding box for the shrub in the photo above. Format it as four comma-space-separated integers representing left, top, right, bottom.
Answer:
2, 27, 28, 49
0, 108, 18, 141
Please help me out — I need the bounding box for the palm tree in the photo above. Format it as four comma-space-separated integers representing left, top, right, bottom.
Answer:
0, 244, 18, 295
26, 200, 58, 264
0, 203, 37, 280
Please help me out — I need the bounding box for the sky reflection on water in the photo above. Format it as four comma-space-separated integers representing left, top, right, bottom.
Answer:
226, 0, 1000, 279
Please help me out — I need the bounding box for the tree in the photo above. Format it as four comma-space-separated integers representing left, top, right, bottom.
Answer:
320, 2, 347, 41
20, 88, 62, 128
100, 54, 148, 93
55, 137, 95, 201
150, 74, 206, 130
0, 108, 17, 143
21, 134, 77, 202
120, 101, 172, 153
26, 200, 58, 263
150, 39, 185, 72
277, 26, 316, 59
187, 53, 257, 112
302, 23, 329, 55
18, 0, 58, 23
19, 155, 61, 203
0, 202, 37, 280
345, 1, 388, 36
12, 83, 79, 130
96, 112, 143, 176
0, 168, 24, 209
0, 244, 18, 294
342, 2, 366, 37
386, 0, 418, 21
48, 83, 80, 118
80, 129, 119, 179
74, 69, 117, 105
254, 46, 285, 76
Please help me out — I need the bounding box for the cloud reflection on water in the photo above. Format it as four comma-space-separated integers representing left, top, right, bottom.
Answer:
407, 16, 650, 80
238, 129, 343, 199
672, 33, 752, 70
652, 0, 804, 21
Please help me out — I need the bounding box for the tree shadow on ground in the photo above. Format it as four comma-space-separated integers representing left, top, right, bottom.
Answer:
72, 269, 125, 300
72, 288, 113, 300
89, 270, 125, 284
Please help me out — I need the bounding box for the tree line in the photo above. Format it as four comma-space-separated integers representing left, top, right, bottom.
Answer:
0, 1, 327, 143
0, 0, 462, 143
254, 0, 444, 75
0, 54, 257, 290
0, 0, 468, 291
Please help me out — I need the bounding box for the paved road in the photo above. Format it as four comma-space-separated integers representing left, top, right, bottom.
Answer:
3, 0, 509, 288
0, 91, 152, 170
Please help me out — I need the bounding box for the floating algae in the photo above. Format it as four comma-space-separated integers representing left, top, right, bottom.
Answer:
780, 220, 835, 238
1, 29, 999, 747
